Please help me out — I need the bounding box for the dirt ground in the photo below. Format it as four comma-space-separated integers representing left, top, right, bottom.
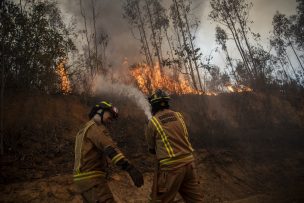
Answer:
1, 146, 304, 203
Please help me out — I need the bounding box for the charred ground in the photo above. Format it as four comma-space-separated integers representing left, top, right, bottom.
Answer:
0, 91, 304, 202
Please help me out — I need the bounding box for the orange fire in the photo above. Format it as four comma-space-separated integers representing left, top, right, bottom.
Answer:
130, 63, 252, 95
225, 84, 253, 93
130, 63, 216, 95
56, 58, 71, 94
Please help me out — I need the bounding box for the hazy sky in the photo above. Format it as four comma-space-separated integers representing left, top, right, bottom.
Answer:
58, 0, 298, 70
198, 0, 298, 66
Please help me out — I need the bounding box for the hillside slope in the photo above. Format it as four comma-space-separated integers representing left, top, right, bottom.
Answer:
0, 92, 304, 202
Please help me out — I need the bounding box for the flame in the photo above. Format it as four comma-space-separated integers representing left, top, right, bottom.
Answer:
225, 84, 253, 93
130, 63, 252, 95
130, 63, 217, 95
56, 58, 71, 94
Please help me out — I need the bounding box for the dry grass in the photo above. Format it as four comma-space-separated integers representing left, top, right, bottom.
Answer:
1, 91, 304, 202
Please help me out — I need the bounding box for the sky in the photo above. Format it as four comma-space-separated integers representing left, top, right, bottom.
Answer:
198, 0, 298, 67
58, 0, 298, 72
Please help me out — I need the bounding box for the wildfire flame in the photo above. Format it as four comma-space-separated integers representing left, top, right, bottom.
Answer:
225, 84, 253, 93
130, 63, 207, 95
56, 58, 71, 94
130, 63, 252, 95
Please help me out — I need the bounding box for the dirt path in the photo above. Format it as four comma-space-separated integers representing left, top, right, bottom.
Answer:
2, 149, 303, 203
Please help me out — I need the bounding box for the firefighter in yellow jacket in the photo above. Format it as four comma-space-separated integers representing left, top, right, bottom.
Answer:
74, 101, 144, 203
145, 89, 203, 203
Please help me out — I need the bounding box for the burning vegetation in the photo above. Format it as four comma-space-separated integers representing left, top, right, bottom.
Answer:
56, 58, 71, 94
130, 63, 253, 95
130, 63, 202, 95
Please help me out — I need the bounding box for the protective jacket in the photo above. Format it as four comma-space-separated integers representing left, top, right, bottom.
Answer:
73, 119, 126, 192
145, 109, 194, 170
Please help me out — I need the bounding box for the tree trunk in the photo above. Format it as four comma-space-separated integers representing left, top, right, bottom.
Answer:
91, 0, 99, 72
136, 2, 154, 68
288, 38, 304, 72
180, 1, 203, 90
165, 30, 179, 81
173, 24, 185, 74
279, 59, 291, 83
222, 1, 253, 78
173, 0, 197, 90
1, 40, 5, 155
101, 39, 107, 73
286, 53, 298, 79
145, 0, 163, 73
138, 26, 152, 66
224, 47, 240, 84
232, 3, 259, 78
79, 0, 94, 76
225, 17, 254, 81
165, 30, 175, 65
158, 31, 164, 66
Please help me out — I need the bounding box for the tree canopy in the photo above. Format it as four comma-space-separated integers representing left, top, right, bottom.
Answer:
1, 0, 75, 92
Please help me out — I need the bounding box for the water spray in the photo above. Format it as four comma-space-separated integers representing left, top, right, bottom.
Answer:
92, 76, 152, 120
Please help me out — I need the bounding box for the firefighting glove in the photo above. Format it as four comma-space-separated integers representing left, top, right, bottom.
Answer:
126, 164, 144, 187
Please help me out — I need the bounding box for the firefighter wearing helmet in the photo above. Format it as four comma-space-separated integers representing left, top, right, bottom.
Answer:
73, 101, 144, 203
145, 90, 203, 202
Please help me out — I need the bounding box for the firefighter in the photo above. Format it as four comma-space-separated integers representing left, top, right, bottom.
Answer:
74, 101, 144, 203
145, 89, 203, 203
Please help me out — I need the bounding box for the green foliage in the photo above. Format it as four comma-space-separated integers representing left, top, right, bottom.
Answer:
0, 0, 75, 92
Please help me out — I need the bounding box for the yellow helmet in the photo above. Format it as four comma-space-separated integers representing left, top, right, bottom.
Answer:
148, 89, 171, 105
89, 101, 118, 119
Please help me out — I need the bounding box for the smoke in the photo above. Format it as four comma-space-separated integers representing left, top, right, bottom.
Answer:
59, 0, 142, 69
58, 0, 207, 69
57, 0, 297, 70
92, 75, 152, 120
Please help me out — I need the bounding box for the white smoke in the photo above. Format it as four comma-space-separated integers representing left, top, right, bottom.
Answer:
92, 75, 152, 120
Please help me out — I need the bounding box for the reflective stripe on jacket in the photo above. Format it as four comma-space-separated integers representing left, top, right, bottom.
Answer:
159, 153, 194, 167
73, 170, 106, 182
74, 120, 95, 174
73, 119, 125, 186
145, 109, 194, 169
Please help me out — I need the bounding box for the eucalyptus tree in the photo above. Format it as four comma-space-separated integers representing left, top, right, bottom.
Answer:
209, 0, 280, 89
209, 0, 256, 82
272, 12, 304, 73
170, 0, 203, 90
215, 26, 239, 83
79, 0, 109, 76
123, 0, 154, 68
144, 0, 167, 73
270, 31, 299, 82
294, 0, 304, 50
